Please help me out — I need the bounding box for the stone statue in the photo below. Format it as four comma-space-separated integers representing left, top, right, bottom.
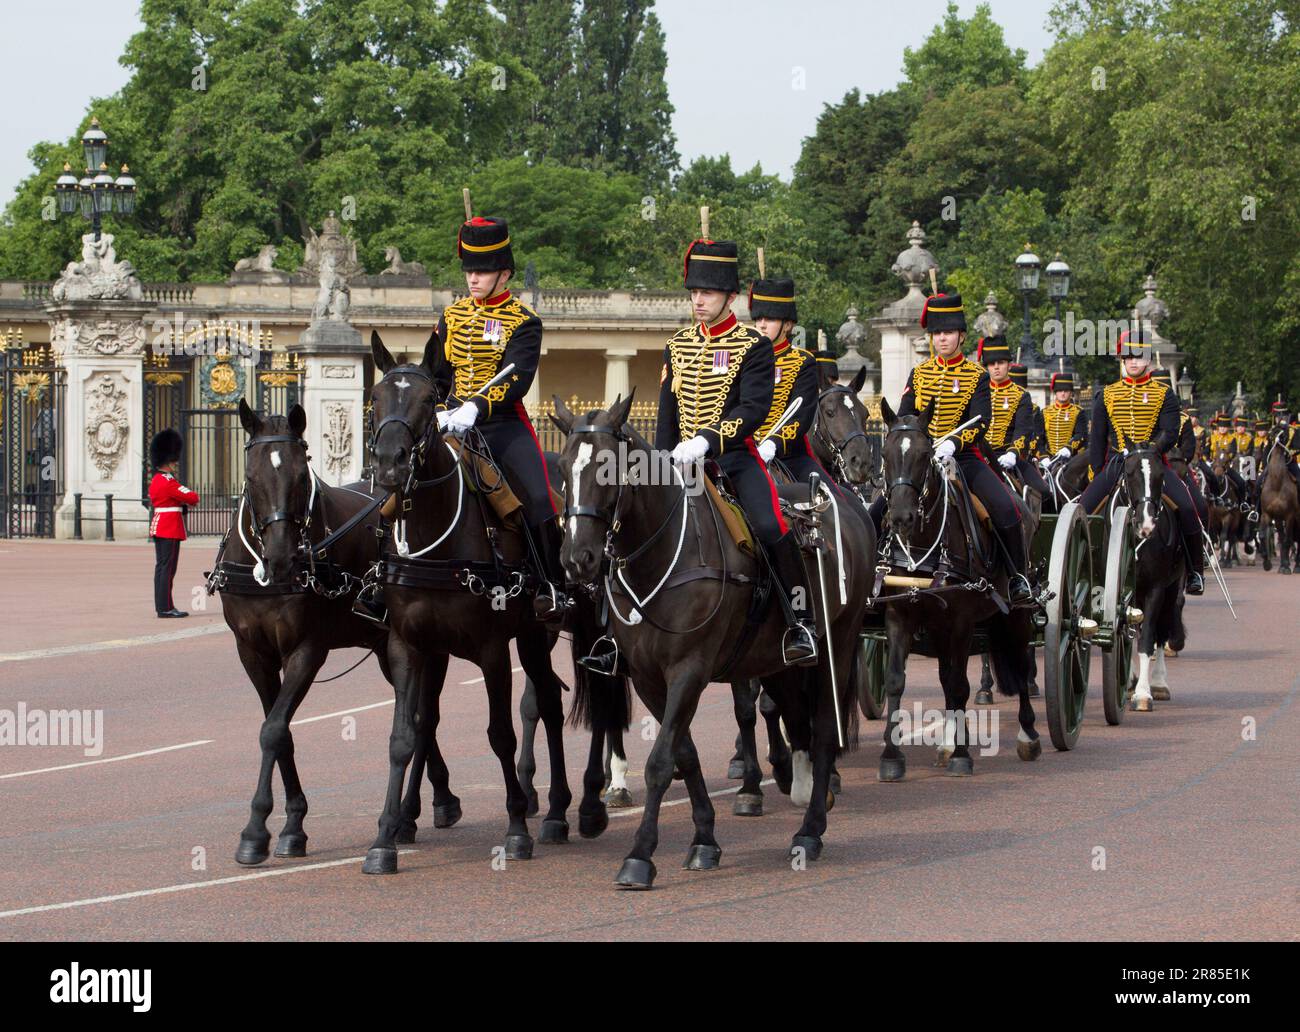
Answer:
234, 245, 279, 273
835, 305, 867, 351
973, 291, 1009, 340
52, 233, 143, 302
300, 211, 361, 279
890, 221, 938, 290
310, 253, 350, 322
1134, 274, 1170, 337
380, 246, 426, 277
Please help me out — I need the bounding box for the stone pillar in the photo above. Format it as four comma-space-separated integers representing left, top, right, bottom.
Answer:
873, 221, 935, 405
46, 299, 157, 539
525, 346, 546, 413
603, 347, 637, 403
290, 321, 367, 486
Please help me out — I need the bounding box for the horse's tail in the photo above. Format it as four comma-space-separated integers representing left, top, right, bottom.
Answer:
988, 607, 1033, 697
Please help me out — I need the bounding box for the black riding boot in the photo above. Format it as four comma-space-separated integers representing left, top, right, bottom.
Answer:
1185, 531, 1205, 595
769, 532, 819, 667
532, 519, 572, 623
998, 525, 1033, 604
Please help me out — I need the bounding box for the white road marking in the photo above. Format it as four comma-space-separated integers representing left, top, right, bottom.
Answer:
0, 851, 416, 921
0, 740, 213, 780
291, 700, 393, 725
459, 665, 523, 686
0, 623, 229, 664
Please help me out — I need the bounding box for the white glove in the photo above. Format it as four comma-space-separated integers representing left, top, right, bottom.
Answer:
671, 435, 710, 466
934, 439, 957, 462
1056, 447, 1072, 459
445, 402, 479, 434
998, 451, 1018, 470
436, 409, 451, 431
758, 439, 777, 464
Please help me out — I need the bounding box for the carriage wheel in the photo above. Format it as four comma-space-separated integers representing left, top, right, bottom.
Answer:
1043, 501, 1093, 750
854, 636, 887, 720
1102, 505, 1137, 725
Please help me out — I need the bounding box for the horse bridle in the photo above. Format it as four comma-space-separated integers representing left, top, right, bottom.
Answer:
815, 384, 873, 483
243, 434, 314, 535
1117, 445, 1166, 528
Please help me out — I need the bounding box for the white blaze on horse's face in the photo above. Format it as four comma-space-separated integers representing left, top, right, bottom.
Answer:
899, 437, 911, 458
1140, 457, 1155, 536
569, 442, 594, 537
843, 396, 854, 410
395, 377, 410, 393
270, 451, 281, 470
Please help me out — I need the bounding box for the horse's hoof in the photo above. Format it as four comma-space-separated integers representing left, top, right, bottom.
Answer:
539, 818, 569, 845
525, 789, 540, 818
1282, 566, 1293, 576
433, 800, 462, 828
274, 832, 308, 858
974, 688, 994, 705
235, 838, 270, 866
936, 747, 954, 767
604, 787, 634, 809
1131, 696, 1153, 712
1016, 737, 1043, 762
504, 833, 534, 861
362, 847, 398, 875
879, 756, 906, 782
946, 755, 974, 777
830, 770, 842, 795
826, 788, 836, 812
394, 823, 417, 845
727, 757, 746, 780
791, 835, 823, 862
579, 805, 609, 839
1151, 685, 1171, 701
1163, 644, 1178, 658
1028, 682, 1041, 698
683, 844, 722, 871
733, 792, 764, 817
615, 857, 656, 889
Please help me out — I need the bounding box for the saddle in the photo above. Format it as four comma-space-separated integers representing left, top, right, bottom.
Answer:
702, 472, 756, 554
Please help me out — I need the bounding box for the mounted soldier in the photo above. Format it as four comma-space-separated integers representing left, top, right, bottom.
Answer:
429, 210, 568, 619
868, 293, 1032, 603
1009, 363, 1046, 459
748, 269, 871, 527
1153, 369, 1210, 528
978, 334, 1049, 499
1042, 371, 1088, 462
655, 234, 819, 664
1079, 328, 1205, 594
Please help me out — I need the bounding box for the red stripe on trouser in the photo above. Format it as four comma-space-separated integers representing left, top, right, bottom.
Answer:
515, 400, 559, 517
802, 437, 839, 489
746, 437, 789, 535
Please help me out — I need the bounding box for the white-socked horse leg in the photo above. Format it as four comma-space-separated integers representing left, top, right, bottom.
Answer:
1131, 650, 1155, 711
936, 710, 957, 766
1150, 648, 1171, 701
790, 749, 812, 808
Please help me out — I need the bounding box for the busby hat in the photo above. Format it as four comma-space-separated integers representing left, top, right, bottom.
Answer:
1151, 368, 1172, 385
1008, 363, 1029, 388
150, 428, 183, 469
1213, 411, 1230, 427
458, 216, 514, 272
1187, 407, 1199, 417
1272, 399, 1288, 414
1116, 326, 1153, 357
1233, 413, 1248, 425
976, 334, 1011, 366
748, 277, 797, 322
683, 239, 740, 292
1050, 372, 1075, 392
814, 349, 839, 380
1254, 419, 1268, 430
920, 292, 966, 333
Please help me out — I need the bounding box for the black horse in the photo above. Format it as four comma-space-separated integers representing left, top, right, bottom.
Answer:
875, 399, 1040, 781
554, 394, 873, 888
1120, 446, 1185, 711
361, 332, 622, 874
217, 401, 460, 867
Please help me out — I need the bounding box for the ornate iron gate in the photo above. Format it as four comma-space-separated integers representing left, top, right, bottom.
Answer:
142, 350, 191, 505
179, 407, 244, 536
2, 341, 65, 538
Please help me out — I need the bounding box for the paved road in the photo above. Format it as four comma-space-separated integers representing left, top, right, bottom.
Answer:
0, 539, 1295, 940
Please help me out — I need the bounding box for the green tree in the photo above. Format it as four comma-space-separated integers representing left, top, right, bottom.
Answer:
902, 1, 1029, 98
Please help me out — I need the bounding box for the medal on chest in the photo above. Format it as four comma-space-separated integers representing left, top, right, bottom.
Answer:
712, 350, 730, 374
952, 378, 960, 393
774, 366, 782, 385
482, 318, 503, 343
1001, 396, 1009, 410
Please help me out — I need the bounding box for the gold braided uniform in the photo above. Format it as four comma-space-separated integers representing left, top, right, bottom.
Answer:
432, 291, 538, 419
1098, 377, 1170, 450
1044, 402, 1086, 455
755, 340, 816, 449
985, 379, 1029, 453
898, 353, 988, 449
1208, 429, 1234, 456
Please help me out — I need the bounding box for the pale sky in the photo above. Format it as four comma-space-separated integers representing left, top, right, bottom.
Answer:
0, 0, 1057, 208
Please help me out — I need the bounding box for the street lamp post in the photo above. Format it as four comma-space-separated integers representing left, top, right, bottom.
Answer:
53, 116, 137, 243
1015, 244, 1042, 369
1045, 251, 1070, 371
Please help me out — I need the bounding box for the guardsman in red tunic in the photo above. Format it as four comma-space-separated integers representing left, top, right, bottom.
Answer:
148, 428, 199, 618
655, 238, 818, 664
1080, 329, 1204, 594
430, 214, 568, 618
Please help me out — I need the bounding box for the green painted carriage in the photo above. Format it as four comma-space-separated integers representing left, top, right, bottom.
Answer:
853, 499, 1141, 748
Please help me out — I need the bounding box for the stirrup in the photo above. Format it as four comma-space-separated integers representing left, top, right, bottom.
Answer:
781, 623, 819, 668
351, 595, 388, 626
532, 580, 571, 623
577, 635, 621, 676
1186, 571, 1205, 596
1008, 573, 1034, 604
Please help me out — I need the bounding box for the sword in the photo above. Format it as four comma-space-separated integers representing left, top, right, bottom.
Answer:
1202, 528, 1238, 620
443, 363, 516, 431
809, 472, 845, 749
931, 413, 985, 449
758, 396, 803, 446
